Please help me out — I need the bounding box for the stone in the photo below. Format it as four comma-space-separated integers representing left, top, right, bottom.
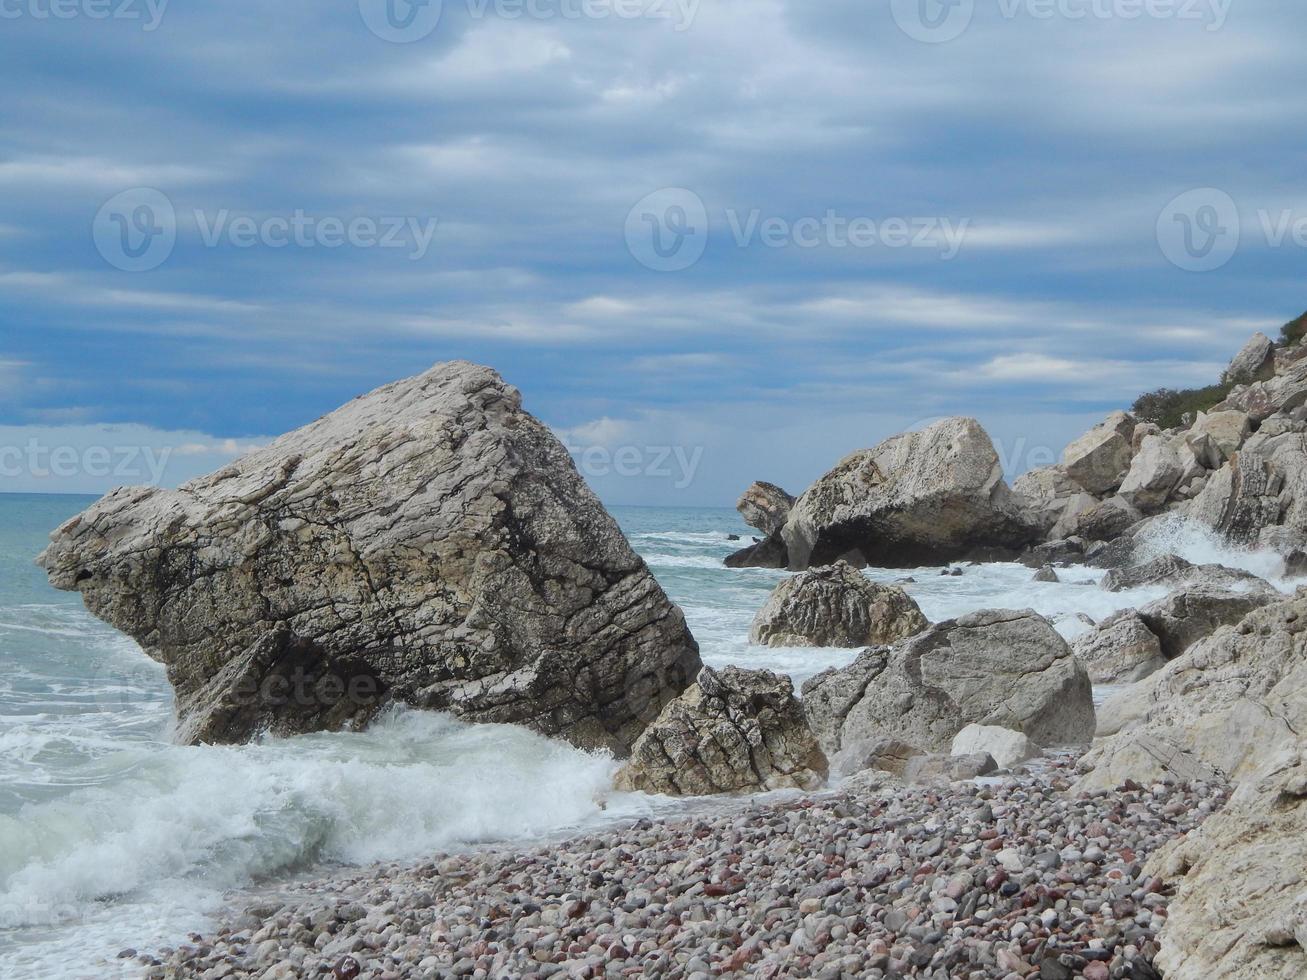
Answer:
1221, 331, 1277, 385
780, 418, 1040, 569
828, 737, 924, 778
950, 724, 1039, 769
1190, 424, 1307, 553
724, 532, 788, 569
1072, 611, 1167, 685
1100, 554, 1276, 595
1012, 465, 1082, 533
1053, 495, 1142, 543
1033, 565, 1059, 583
613, 666, 828, 796
802, 609, 1095, 757
38, 362, 702, 753
1138, 586, 1277, 660
1218, 359, 1307, 422
1188, 410, 1252, 461
903, 752, 996, 784
1077, 589, 1307, 789
1018, 538, 1084, 568
736, 481, 795, 536
1148, 748, 1307, 980
1117, 436, 1184, 513
749, 561, 928, 648
1073, 732, 1224, 793
1061, 411, 1137, 495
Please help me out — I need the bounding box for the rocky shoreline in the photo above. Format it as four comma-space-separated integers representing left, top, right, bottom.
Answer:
143, 753, 1224, 980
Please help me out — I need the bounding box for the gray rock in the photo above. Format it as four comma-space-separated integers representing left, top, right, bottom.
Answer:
1033, 565, 1060, 583
828, 737, 923, 778
613, 666, 828, 796
950, 724, 1039, 769
802, 609, 1095, 756
1100, 554, 1276, 594
749, 562, 929, 648
1218, 359, 1307, 422
1061, 412, 1137, 495
1072, 611, 1167, 685
38, 362, 701, 753
1053, 495, 1142, 543
1188, 410, 1252, 461
1221, 331, 1277, 385
736, 481, 795, 536
1190, 424, 1307, 553
1118, 435, 1184, 513
724, 532, 788, 569
780, 418, 1039, 569
903, 752, 996, 784
1012, 465, 1082, 534
1139, 586, 1277, 660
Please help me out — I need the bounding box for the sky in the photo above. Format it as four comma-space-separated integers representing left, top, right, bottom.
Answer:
1, 0, 1305, 505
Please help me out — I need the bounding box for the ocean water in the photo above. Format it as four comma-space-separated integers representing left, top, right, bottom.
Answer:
0, 494, 1297, 978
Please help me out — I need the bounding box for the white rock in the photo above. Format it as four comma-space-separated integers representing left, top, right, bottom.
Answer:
950, 724, 1040, 769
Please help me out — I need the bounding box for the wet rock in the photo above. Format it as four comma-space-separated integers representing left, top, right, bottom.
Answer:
749, 561, 928, 648
1100, 554, 1275, 595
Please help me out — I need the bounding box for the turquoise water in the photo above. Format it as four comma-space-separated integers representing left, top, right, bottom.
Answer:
0, 494, 1273, 978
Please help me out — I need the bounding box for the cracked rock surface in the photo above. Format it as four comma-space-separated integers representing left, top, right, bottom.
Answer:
613, 666, 828, 796
38, 361, 701, 752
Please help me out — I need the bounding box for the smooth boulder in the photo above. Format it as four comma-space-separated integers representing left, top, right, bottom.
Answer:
1071, 611, 1167, 685
781, 418, 1039, 569
38, 362, 702, 753
802, 609, 1095, 757
1061, 411, 1136, 495
613, 666, 828, 796
749, 561, 928, 648
950, 724, 1038, 770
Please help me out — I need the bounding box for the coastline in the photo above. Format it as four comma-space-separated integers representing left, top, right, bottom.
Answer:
146, 752, 1224, 980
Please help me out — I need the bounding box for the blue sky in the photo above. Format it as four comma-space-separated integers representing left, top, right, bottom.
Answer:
1, 0, 1304, 504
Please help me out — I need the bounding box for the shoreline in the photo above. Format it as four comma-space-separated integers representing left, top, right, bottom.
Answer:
143, 753, 1225, 980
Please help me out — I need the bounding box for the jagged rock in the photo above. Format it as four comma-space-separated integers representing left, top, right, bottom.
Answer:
1222, 331, 1277, 385
1149, 748, 1307, 980
748, 561, 928, 648
1061, 411, 1136, 495
950, 724, 1039, 770
1188, 410, 1252, 461
802, 609, 1095, 757
828, 737, 923, 778
1012, 465, 1081, 533
1071, 611, 1167, 685
904, 752, 996, 784
1139, 586, 1277, 659
613, 666, 828, 796
1077, 589, 1307, 789
1100, 554, 1276, 594
1117, 435, 1184, 512
736, 481, 795, 536
1072, 732, 1224, 792
1190, 424, 1307, 553
780, 418, 1039, 569
1131, 421, 1161, 453
1052, 495, 1141, 542
1018, 538, 1084, 568
38, 362, 702, 753
1032, 565, 1059, 583
1218, 359, 1307, 422
724, 532, 788, 569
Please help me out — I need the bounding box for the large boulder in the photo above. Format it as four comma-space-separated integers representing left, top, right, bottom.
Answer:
38, 362, 702, 753
724, 533, 788, 569
1076, 589, 1307, 790
1061, 411, 1136, 495
1011, 465, 1081, 533
1052, 495, 1142, 542
1148, 748, 1307, 980
736, 481, 795, 535
1188, 409, 1252, 461
1221, 331, 1277, 385
1190, 423, 1307, 553
1071, 611, 1167, 685
1117, 435, 1184, 512
801, 609, 1095, 757
1139, 586, 1277, 660
781, 418, 1039, 569
950, 724, 1039, 770
748, 561, 928, 648
612, 666, 828, 796
1218, 359, 1307, 422
1100, 553, 1275, 594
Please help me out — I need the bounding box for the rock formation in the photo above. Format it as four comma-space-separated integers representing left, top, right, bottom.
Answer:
802, 609, 1095, 758
1138, 586, 1276, 660
1060, 411, 1136, 495
613, 666, 828, 796
1190, 419, 1307, 553
748, 561, 928, 648
39, 362, 702, 753
1222, 331, 1277, 385
736, 481, 794, 536
781, 418, 1039, 569
1071, 611, 1167, 685
1099, 554, 1273, 594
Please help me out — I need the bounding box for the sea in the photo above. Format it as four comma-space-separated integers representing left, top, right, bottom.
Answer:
0, 492, 1295, 978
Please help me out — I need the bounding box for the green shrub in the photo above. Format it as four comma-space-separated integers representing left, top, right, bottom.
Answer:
1131, 382, 1235, 430
1281, 310, 1307, 347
